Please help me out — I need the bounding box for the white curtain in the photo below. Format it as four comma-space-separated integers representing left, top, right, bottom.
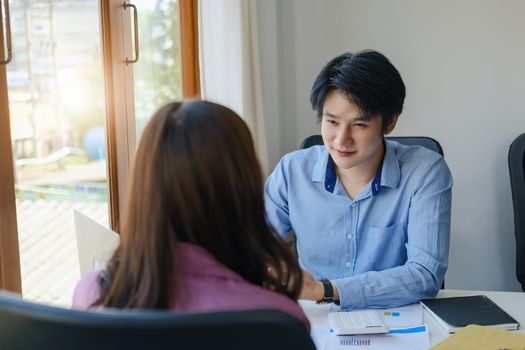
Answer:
198, 0, 268, 174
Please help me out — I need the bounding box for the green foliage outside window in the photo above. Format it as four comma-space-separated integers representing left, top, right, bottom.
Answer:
134, 0, 183, 141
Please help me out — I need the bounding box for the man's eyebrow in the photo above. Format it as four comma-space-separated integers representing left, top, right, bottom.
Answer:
322, 112, 370, 121
353, 115, 371, 122
322, 112, 340, 119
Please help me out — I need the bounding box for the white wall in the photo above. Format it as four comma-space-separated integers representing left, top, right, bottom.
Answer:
257, 0, 525, 292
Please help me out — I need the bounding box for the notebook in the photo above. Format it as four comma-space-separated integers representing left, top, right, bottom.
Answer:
421, 295, 520, 333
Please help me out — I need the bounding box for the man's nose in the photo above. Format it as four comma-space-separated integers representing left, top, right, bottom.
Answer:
334, 127, 351, 146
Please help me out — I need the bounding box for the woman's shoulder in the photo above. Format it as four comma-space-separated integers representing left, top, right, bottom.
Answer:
205, 276, 311, 329
173, 246, 310, 328
72, 270, 101, 309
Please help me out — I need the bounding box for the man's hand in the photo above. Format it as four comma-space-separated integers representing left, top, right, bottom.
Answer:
299, 269, 340, 301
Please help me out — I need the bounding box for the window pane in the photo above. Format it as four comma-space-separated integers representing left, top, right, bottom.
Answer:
132, 0, 183, 141
7, 0, 108, 306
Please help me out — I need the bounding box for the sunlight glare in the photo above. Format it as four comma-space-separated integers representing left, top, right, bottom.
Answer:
59, 70, 93, 111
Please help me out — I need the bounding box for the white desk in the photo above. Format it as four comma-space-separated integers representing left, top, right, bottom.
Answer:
300, 289, 525, 349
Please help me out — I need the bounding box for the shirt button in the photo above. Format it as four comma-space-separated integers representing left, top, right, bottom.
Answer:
346, 262, 352, 267
347, 233, 353, 239
351, 202, 356, 207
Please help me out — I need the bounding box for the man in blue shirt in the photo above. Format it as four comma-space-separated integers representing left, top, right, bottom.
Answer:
264, 50, 452, 309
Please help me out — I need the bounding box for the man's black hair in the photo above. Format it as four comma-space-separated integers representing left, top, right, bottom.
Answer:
310, 50, 406, 130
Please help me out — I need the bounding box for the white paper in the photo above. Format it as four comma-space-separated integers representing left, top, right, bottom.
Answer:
323, 325, 430, 350
74, 209, 120, 276
379, 303, 423, 328
330, 303, 423, 329
299, 300, 333, 349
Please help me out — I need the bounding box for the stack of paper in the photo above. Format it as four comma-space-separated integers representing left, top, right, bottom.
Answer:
323, 304, 430, 350
324, 325, 430, 350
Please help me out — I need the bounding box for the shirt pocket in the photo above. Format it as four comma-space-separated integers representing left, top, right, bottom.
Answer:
362, 223, 406, 270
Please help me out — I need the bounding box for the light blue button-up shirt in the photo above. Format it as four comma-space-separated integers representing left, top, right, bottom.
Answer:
264, 140, 452, 309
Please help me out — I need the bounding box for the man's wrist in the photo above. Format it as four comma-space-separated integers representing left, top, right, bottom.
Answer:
331, 280, 340, 301
316, 278, 334, 304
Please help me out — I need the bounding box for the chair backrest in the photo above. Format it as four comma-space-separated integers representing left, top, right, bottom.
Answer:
299, 135, 444, 156
508, 133, 525, 292
0, 292, 315, 350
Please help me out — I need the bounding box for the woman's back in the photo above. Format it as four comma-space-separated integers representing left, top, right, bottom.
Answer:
74, 101, 305, 328
73, 243, 309, 327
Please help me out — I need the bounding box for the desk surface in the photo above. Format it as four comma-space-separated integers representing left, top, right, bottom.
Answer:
300, 289, 525, 349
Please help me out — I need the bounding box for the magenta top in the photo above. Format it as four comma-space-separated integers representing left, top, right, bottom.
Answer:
72, 242, 309, 328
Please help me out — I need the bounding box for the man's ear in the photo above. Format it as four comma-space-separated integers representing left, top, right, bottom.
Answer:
384, 115, 399, 135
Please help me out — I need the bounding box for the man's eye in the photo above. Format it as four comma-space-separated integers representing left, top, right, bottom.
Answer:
326, 119, 337, 125
354, 123, 367, 128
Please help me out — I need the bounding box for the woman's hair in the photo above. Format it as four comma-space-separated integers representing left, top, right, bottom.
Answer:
96, 100, 302, 309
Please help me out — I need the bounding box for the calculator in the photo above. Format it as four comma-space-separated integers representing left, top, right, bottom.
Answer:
328, 310, 389, 335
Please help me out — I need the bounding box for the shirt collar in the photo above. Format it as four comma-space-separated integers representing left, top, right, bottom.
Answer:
311, 139, 401, 195
312, 148, 330, 183
381, 139, 401, 190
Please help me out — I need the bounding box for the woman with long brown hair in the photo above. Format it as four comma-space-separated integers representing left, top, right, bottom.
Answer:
72, 101, 307, 325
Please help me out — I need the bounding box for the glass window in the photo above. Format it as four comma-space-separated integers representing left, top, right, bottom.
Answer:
7, 0, 108, 306
132, 0, 183, 141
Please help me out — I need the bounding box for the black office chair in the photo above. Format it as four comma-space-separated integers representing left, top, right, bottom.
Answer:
298, 135, 445, 289
299, 135, 444, 156
509, 133, 525, 292
0, 292, 315, 350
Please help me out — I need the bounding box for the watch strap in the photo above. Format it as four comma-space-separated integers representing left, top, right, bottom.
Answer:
316, 278, 334, 304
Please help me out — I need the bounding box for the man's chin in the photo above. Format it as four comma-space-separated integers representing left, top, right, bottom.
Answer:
333, 159, 358, 170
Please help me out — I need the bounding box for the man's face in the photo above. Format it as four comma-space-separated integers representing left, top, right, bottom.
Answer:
321, 90, 393, 173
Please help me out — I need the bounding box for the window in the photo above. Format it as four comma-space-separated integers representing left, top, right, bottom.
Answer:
0, 0, 199, 306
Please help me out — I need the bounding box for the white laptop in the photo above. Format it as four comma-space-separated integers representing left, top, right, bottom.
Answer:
73, 209, 120, 276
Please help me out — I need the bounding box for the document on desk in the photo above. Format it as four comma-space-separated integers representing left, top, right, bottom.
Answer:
330, 303, 423, 329
379, 303, 423, 328
323, 325, 430, 350
299, 301, 426, 350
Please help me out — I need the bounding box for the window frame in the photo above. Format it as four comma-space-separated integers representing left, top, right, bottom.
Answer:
0, 3, 22, 293
180, 0, 200, 99
103, 0, 200, 234
0, 0, 200, 292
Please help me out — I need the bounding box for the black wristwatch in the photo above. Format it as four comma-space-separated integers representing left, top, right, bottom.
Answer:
316, 278, 334, 304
